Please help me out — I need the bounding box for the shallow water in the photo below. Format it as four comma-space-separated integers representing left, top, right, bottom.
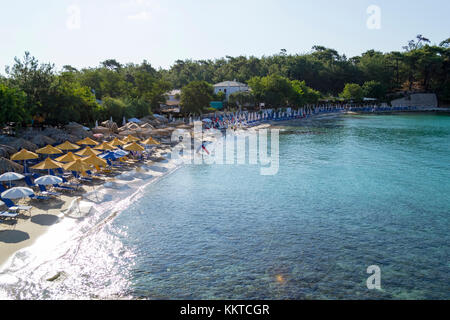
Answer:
1, 113, 449, 299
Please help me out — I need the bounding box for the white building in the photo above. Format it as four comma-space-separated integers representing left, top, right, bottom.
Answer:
213, 81, 249, 100
160, 89, 181, 113
165, 89, 181, 103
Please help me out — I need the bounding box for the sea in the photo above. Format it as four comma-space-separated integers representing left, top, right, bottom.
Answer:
0, 113, 449, 300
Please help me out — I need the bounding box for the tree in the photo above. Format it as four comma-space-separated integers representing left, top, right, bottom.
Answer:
0, 83, 28, 125
229, 91, 255, 109
362, 80, 387, 100
180, 81, 214, 114
340, 83, 364, 102
5, 51, 56, 117
102, 97, 127, 123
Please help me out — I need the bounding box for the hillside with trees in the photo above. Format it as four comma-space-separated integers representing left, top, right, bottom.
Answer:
1, 35, 448, 127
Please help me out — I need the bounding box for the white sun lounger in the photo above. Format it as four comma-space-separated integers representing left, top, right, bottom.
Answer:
0, 211, 19, 219
9, 205, 32, 213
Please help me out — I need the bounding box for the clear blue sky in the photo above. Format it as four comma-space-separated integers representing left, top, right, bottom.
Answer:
1, 0, 449, 73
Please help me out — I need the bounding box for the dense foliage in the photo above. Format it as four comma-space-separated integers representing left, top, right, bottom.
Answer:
1, 35, 448, 126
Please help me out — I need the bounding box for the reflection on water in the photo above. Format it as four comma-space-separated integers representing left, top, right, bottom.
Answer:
1, 114, 449, 299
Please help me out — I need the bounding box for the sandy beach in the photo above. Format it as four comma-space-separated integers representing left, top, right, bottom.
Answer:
0, 144, 174, 269
0, 188, 92, 266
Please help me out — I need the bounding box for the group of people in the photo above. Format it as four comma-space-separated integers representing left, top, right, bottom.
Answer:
168, 103, 422, 131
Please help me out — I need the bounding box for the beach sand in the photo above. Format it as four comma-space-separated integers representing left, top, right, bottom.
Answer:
0, 145, 174, 268
0, 185, 96, 267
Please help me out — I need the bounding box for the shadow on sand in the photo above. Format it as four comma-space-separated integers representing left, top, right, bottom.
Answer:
31, 214, 60, 226
0, 230, 30, 244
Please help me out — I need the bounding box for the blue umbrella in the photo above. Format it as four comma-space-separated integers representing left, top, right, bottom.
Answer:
99, 152, 120, 160
114, 149, 129, 157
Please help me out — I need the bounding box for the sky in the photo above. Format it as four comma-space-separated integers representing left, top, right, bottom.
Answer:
0, 0, 449, 73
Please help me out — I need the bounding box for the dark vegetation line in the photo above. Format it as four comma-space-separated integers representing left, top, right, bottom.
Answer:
1, 35, 449, 128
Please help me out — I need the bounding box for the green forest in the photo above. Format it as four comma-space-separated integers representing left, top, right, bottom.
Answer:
1, 35, 449, 127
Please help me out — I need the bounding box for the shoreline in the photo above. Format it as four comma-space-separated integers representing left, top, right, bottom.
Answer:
0, 108, 446, 270
0, 146, 175, 269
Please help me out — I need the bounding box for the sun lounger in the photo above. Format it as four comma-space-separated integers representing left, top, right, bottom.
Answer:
53, 184, 76, 193
72, 171, 93, 182
30, 194, 52, 201
0, 211, 19, 219
1, 198, 32, 213
24, 176, 37, 188
38, 185, 62, 197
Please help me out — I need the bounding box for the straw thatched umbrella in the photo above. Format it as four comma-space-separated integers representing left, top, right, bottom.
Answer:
77, 137, 98, 146
151, 128, 172, 137
122, 135, 140, 143
0, 144, 18, 158
94, 142, 116, 151
55, 152, 81, 163
123, 142, 145, 152
76, 147, 102, 157
0, 157, 24, 174
10, 149, 39, 174
92, 126, 111, 135
63, 159, 90, 172
31, 158, 63, 174
36, 145, 63, 156
30, 135, 56, 147
101, 120, 119, 133
56, 141, 81, 151
8, 138, 38, 152
109, 138, 126, 147
82, 155, 107, 168
141, 137, 160, 146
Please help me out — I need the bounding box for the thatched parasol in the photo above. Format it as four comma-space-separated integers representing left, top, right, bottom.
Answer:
123, 142, 145, 152
77, 137, 99, 146
36, 145, 63, 155
0, 144, 18, 158
55, 152, 81, 163
51, 133, 79, 144
101, 120, 119, 133
11, 149, 39, 161
94, 142, 116, 151
150, 128, 173, 137
8, 138, 38, 152
92, 126, 111, 135
56, 141, 81, 151
0, 157, 24, 174
140, 123, 154, 129
30, 135, 56, 147
82, 155, 107, 168
141, 137, 160, 146
76, 147, 102, 157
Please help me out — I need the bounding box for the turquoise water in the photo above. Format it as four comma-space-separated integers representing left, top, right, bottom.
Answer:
113, 113, 449, 299
1, 113, 448, 300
